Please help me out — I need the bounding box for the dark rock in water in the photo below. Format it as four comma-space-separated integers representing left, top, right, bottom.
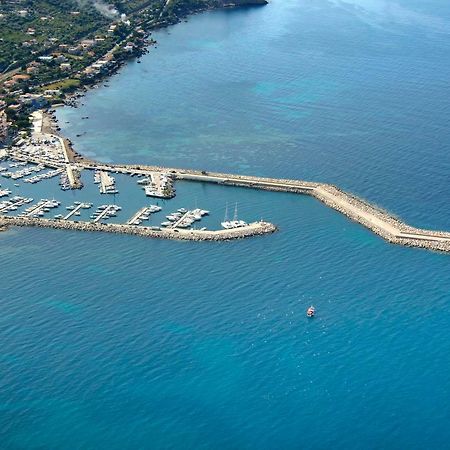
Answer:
222, 0, 268, 5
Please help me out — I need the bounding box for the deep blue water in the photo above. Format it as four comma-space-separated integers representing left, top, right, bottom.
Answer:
2, 0, 450, 448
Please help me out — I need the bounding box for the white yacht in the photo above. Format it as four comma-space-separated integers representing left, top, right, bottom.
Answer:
221, 203, 248, 229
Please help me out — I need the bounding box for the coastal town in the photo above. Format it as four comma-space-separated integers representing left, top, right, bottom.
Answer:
1, 0, 268, 142
0, 0, 171, 142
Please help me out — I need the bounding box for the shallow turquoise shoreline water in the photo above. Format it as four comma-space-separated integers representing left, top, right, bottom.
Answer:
2, 0, 450, 448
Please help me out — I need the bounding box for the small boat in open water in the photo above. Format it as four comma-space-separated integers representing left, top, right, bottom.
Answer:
307, 306, 315, 318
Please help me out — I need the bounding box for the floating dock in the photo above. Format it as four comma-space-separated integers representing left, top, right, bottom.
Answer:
92, 205, 119, 223
23, 200, 58, 217
0, 197, 29, 213
126, 207, 148, 225
63, 203, 91, 220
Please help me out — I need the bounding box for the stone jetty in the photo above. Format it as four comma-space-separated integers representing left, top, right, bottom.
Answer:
0, 216, 277, 242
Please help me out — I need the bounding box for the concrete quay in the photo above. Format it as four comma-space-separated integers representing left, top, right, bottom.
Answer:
99, 171, 117, 194
65, 164, 83, 189
0, 216, 277, 242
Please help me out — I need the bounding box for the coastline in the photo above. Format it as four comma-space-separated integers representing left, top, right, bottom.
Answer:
53, 1, 270, 109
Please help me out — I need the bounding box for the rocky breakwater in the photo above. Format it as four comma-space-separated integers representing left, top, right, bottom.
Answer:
312, 185, 450, 253
0, 216, 277, 242
222, 0, 268, 6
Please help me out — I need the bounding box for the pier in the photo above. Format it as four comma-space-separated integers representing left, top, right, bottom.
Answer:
93, 205, 118, 223
126, 207, 148, 225
0, 197, 28, 213
63, 203, 91, 220
99, 171, 117, 194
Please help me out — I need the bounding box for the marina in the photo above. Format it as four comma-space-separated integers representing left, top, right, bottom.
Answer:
2, 134, 450, 249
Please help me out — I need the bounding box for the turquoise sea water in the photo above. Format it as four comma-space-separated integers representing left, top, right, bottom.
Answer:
2, 0, 450, 448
